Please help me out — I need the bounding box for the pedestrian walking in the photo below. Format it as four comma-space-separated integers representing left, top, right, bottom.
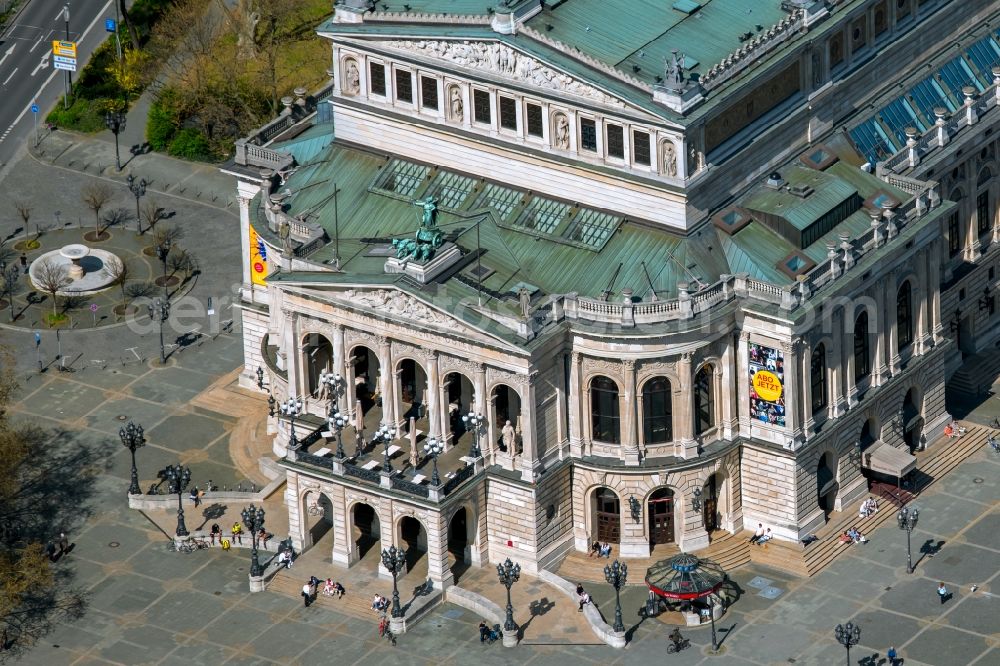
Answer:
57, 532, 69, 556
45, 540, 57, 562
937, 582, 948, 605
19, 253, 27, 274
302, 581, 313, 607
189, 487, 201, 507
887, 645, 898, 666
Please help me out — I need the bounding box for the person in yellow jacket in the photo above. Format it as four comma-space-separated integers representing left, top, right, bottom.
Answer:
232, 522, 243, 545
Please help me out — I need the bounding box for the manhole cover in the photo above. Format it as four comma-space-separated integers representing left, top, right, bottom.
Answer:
758, 586, 783, 600
973, 477, 984, 484
116, 415, 128, 421
747, 576, 772, 589
108, 542, 120, 548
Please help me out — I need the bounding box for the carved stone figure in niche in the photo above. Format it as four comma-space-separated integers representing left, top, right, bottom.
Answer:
689, 144, 702, 173
518, 286, 531, 319
662, 142, 677, 177
344, 60, 360, 94
554, 113, 569, 149
449, 87, 463, 121
500, 420, 515, 452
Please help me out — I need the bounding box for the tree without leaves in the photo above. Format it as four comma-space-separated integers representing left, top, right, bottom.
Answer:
13, 203, 31, 246
99, 208, 134, 235
32, 260, 70, 316
139, 198, 162, 234
103, 255, 131, 309
152, 224, 183, 248
80, 183, 114, 234
166, 248, 193, 276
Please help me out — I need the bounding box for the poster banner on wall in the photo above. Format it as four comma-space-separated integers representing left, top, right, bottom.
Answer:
749, 342, 785, 427
249, 224, 269, 286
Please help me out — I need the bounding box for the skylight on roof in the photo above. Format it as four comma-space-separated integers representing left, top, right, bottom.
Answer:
372, 159, 430, 197
563, 209, 621, 247
514, 198, 570, 235
424, 171, 476, 209
672, 0, 701, 15
471, 184, 521, 222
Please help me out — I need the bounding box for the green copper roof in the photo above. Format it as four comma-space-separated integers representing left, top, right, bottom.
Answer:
743, 166, 859, 232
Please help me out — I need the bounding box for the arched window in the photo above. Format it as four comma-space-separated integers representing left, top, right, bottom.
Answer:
854, 312, 870, 381
694, 365, 715, 435
641, 377, 673, 444
897, 282, 913, 349
811, 344, 827, 414
590, 376, 620, 443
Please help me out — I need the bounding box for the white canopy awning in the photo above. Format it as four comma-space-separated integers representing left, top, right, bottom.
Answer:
861, 441, 917, 478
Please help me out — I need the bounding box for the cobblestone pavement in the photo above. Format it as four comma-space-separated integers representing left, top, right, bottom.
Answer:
1, 134, 997, 665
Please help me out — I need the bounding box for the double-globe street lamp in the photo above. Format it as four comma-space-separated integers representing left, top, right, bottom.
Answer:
603, 559, 627, 633
380, 545, 406, 618
241, 504, 266, 577
374, 423, 397, 473
280, 396, 303, 449
105, 110, 126, 171
163, 463, 191, 537
148, 298, 170, 364
897, 505, 920, 574
328, 407, 348, 459
461, 411, 485, 458
423, 436, 443, 486
126, 174, 146, 234
497, 557, 521, 636
834, 621, 861, 666
118, 420, 145, 495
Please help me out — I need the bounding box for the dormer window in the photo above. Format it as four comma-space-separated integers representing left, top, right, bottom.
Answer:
473, 89, 491, 124
580, 118, 597, 152
606, 123, 624, 159
526, 103, 544, 137
632, 130, 650, 166
369, 61, 386, 96
395, 69, 413, 104
420, 75, 438, 110
499, 96, 517, 131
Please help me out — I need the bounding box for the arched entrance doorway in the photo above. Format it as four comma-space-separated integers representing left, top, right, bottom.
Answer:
303, 333, 333, 398
352, 503, 380, 560
351, 346, 381, 421
399, 516, 428, 571
303, 491, 333, 548
816, 452, 838, 520
447, 507, 473, 581
444, 372, 474, 443
593, 488, 621, 544
397, 358, 428, 428
648, 488, 675, 546
901, 389, 923, 452
491, 384, 521, 454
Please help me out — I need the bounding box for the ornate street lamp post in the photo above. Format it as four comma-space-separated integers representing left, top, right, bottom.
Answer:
423, 435, 443, 486
126, 174, 146, 233
496, 557, 521, 635
708, 595, 719, 651
603, 559, 627, 633
461, 411, 485, 458
374, 423, 397, 472
104, 110, 126, 171
241, 504, 266, 577
897, 505, 919, 574
255, 366, 276, 417
118, 420, 145, 495
163, 463, 191, 537
147, 298, 170, 364
280, 396, 302, 449
328, 408, 348, 459
155, 237, 171, 298
380, 545, 406, 618
256, 365, 266, 390
834, 621, 861, 666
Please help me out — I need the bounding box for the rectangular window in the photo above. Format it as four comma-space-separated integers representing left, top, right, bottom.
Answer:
606, 123, 624, 159
395, 69, 413, 104
632, 130, 650, 165
369, 62, 386, 96
948, 211, 961, 256
499, 96, 517, 130
977, 191, 991, 235
830, 33, 845, 68
580, 118, 597, 152
420, 76, 438, 110
526, 103, 543, 137
473, 89, 491, 124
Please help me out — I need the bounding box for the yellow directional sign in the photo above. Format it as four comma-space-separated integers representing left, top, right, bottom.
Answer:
52, 40, 77, 57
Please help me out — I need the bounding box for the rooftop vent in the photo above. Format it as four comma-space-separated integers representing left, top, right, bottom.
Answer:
672, 0, 702, 14
787, 184, 814, 198
765, 172, 785, 189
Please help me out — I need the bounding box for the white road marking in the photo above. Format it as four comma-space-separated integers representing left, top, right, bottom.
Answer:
0, 44, 16, 68
29, 35, 44, 53
2, 68, 18, 86
31, 51, 50, 76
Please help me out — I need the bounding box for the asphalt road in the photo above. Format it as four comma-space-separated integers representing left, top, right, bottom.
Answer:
0, 0, 117, 169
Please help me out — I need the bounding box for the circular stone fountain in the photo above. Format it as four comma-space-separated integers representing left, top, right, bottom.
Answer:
29, 243, 121, 296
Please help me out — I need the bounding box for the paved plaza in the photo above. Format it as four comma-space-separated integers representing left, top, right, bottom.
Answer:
0, 133, 997, 665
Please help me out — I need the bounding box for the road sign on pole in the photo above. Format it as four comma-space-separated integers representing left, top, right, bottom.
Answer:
105, 18, 116, 32
52, 40, 76, 57
31, 102, 39, 146
53, 60, 77, 72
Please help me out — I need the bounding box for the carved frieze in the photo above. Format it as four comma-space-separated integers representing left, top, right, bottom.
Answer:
379, 40, 625, 107
487, 367, 530, 388
343, 289, 454, 327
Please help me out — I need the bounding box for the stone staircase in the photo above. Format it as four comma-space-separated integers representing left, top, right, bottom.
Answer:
751, 426, 989, 577
266, 566, 393, 620
554, 530, 751, 585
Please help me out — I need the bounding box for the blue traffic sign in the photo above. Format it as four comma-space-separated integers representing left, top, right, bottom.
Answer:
105, 18, 116, 32
30, 103, 39, 113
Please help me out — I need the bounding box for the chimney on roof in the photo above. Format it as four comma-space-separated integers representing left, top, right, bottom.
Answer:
765, 172, 785, 189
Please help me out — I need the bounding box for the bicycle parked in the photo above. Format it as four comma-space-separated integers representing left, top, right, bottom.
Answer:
987, 431, 1000, 453
173, 538, 210, 554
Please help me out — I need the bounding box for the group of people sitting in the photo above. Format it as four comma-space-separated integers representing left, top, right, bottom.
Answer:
943, 420, 967, 438
371, 594, 390, 613
748, 523, 772, 546
587, 541, 613, 558
839, 527, 868, 544
321, 578, 345, 598
278, 547, 295, 568
575, 583, 593, 611
859, 497, 879, 518
478, 620, 502, 644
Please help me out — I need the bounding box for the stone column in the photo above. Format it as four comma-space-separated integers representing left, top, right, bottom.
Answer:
916, 250, 931, 353
885, 274, 901, 375
286, 472, 303, 552
330, 487, 351, 566
424, 350, 441, 439
929, 239, 944, 341
345, 340, 358, 425
783, 340, 801, 443
473, 364, 487, 419
333, 325, 346, 413
718, 341, 737, 441
622, 360, 640, 465
801, 338, 815, 436
677, 352, 697, 458
679, 486, 710, 552
426, 514, 454, 590
872, 282, 889, 386
839, 307, 856, 411
284, 310, 301, 400
568, 352, 584, 456
439, 371, 451, 449
518, 376, 541, 482
377, 336, 395, 428
376, 501, 396, 579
